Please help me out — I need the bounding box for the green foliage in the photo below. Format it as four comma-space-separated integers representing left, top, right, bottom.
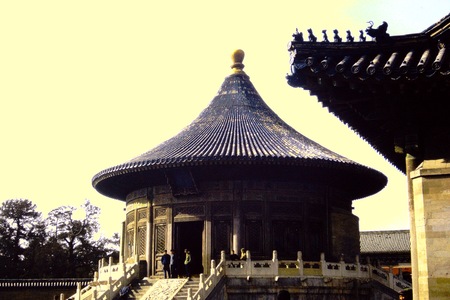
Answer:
0, 199, 119, 279
0, 199, 42, 278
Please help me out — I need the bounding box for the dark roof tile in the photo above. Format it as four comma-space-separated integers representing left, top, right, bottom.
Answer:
93, 50, 387, 199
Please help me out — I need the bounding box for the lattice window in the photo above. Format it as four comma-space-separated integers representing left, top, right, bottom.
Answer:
242, 202, 262, 215
271, 203, 302, 215
126, 229, 135, 257
213, 220, 231, 257
138, 208, 147, 221
155, 224, 166, 254
308, 221, 323, 260
307, 203, 325, 218
138, 226, 147, 256
155, 208, 166, 219
245, 220, 263, 255
174, 205, 204, 217
126, 212, 135, 224
272, 221, 302, 259
212, 203, 231, 216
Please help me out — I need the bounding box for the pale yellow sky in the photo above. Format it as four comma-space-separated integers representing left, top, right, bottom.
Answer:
0, 1, 447, 237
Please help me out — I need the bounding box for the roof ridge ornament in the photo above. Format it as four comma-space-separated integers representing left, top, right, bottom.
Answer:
231, 49, 246, 75
365, 21, 390, 43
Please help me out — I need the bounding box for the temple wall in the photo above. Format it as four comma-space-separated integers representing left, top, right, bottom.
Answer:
411, 159, 450, 300
123, 179, 360, 276
330, 207, 360, 261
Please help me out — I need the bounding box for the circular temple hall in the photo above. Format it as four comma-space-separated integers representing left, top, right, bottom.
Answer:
92, 50, 386, 277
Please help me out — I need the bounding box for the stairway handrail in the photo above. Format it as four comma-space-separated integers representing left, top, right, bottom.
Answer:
188, 251, 226, 300
68, 255, 139, 300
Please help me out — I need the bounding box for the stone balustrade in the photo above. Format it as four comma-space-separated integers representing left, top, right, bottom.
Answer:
0, 278, 90, 288
185, 250, 411, 300
1, 250, 411, 300
67, 255, 139, 300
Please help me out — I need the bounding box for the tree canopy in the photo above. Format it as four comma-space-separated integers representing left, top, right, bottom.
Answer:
0, 199, 119, 279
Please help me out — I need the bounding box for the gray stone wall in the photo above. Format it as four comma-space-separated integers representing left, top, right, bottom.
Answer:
411, 159, 450, 299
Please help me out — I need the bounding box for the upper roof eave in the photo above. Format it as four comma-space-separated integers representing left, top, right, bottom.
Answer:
289, 13, 450, 54
93, 156, 387, 200
288, 33, 429, 54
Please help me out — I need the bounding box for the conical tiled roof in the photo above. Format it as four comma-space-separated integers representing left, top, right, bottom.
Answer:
93, 50, 387, 200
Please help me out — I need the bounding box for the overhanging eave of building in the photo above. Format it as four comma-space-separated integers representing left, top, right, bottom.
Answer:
287, 14, 450, 172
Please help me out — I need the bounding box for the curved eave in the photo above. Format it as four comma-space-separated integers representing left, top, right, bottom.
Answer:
93, 157, 387, 201
93, 55, 387, 201
286, 18, 450, 172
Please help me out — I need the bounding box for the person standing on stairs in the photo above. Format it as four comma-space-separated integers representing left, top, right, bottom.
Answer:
161, 250, 171, 279
184, 249, 191, 280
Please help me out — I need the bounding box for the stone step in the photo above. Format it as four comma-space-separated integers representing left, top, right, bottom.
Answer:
172, 278, 200, 300
117, 278, 156, 300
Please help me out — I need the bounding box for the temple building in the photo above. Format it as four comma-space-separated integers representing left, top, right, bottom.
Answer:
287, 13, 450, 299
92, 50, 386, 278
360, 230, 411, 281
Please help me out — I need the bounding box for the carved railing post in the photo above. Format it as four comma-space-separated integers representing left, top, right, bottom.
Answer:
356, 255, 361, 278
75, 282, 81, 300
199, 273, 205, 298
320, 252, 326, 275
60, 293, 65, 300
186, 288, 192, 300
220, 250, 226, 263
246, 250, 251, 277
297, 251, 304, 276
272, 250, 279, 276
210, 260, 217, 285
339, 254, 345, 277
108, 257, 113, 278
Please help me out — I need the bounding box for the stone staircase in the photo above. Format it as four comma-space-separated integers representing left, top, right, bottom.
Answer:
119, 277, 157, 300
173, 277, 200, 300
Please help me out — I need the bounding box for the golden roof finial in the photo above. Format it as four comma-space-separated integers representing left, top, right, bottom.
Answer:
231, 49, 246, 75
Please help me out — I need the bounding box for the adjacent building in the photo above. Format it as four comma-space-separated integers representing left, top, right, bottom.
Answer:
287, 13, 450, 299
360, 230, 411, 281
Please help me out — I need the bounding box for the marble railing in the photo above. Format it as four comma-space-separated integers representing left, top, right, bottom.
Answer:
0, 278, 90, 288
68, 255, 139, 300
185, 250, 411, 300
188, 253, 226, 300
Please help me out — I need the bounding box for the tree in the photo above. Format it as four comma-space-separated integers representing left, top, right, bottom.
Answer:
22, 222, 65, 278
0, 198, 120, 278
46, 199, 103, 277
0, 199, 42, 278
